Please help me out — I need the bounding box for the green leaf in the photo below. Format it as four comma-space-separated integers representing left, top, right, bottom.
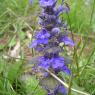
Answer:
0, 44, 5, 50
0, 80, 3, 90
19, 31, 26, 40
8, 62, 22, 84
24, 76, 47, 95
0, 61, 5, 73
8, 37, 16, 47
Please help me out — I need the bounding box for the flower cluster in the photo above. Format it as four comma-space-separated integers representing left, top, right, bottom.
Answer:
29, 0, 74, 95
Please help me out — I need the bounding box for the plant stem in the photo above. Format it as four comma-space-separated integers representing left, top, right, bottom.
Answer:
80, 46, 95, 75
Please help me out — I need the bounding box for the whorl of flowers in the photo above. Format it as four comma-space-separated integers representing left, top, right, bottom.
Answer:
29, 0, 74, 94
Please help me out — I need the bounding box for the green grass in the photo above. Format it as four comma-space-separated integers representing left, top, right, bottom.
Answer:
66, 0, 95, 34
0, 0, 95, 95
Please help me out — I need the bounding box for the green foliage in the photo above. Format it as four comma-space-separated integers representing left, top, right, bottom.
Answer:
0, 44, 5, 50
0, 0, 95, 95
8, 37, 17, 47
65, 0, 95, 33
7, 62, 22, 84
24, 76, 47, 95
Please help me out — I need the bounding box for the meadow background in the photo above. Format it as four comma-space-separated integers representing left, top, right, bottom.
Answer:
0, 0, 95, 95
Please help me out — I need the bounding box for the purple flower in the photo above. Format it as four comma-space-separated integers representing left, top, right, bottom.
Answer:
55, 19, 63, 27
55, 4, 70, 16
29, 40, 38, 48
39, 14, 57, 28
38, 55, 71, 75
38, 56, 50, 69
30, 0, 73, 77
58, 36, 75, 46
29, 38, 49, 48
46, 84, 67, 95
35, 45, 44, 51
32, 65, 49, 77
29, 0, 33, 4
29, 0, 74, 94
62, 36, 75, 46
51, 56, 71, 75
57, 85, 67, 95
51, 56, 65, 69
35, 29, 50, 39
62, 65, 71, 75
39, 0, 57, 8
51, 27, 60, 34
